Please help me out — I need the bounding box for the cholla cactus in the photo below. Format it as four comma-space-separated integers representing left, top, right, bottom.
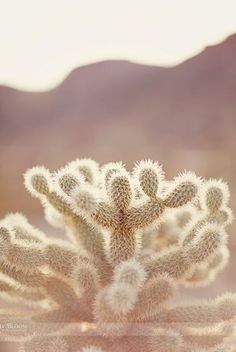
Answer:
0, 158, 235, 352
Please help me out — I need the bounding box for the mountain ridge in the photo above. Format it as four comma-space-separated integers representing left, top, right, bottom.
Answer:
2, 32, 236, 94
0, 34, 236, 215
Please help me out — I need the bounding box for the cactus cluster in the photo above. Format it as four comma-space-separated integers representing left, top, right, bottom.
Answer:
0, 158, 235, 351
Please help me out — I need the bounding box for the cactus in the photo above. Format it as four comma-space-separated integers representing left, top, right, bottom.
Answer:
0, 158, 235, 351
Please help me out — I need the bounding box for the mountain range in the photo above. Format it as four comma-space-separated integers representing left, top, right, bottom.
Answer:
0, 34, 236, 217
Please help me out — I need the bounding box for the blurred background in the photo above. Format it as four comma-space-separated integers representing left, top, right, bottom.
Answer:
0, 0, 236, 332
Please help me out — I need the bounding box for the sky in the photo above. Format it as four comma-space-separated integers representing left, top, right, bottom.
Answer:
0, 0, 236, 91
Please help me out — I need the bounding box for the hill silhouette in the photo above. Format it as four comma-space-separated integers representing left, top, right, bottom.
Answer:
0, 34, 236, 217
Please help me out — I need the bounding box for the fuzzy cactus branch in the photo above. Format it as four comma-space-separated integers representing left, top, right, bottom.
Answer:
0, 158, 235, 352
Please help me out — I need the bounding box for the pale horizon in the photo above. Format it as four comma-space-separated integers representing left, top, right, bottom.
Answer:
0, 0, 236, 91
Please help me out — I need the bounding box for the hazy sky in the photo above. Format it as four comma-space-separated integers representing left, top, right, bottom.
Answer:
0, 0, 236, 91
